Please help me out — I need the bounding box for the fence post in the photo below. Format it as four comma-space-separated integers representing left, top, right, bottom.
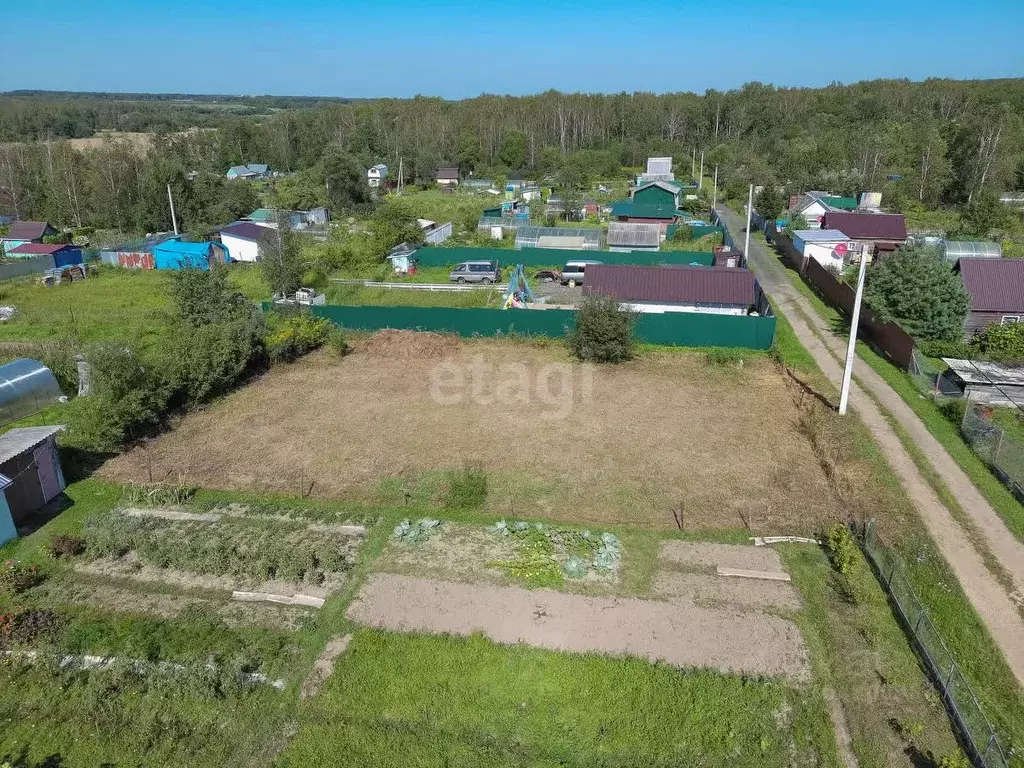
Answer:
994, 428, 1004, 465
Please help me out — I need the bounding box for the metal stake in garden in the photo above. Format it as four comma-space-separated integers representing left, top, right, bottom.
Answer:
839, 244, 870, 415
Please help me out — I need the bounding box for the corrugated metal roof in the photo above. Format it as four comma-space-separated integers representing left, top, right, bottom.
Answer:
607, 222, 661, 248
942, 358, 1024, 386
220, 222, 272, 241
610, 200, 679, 219
820, 195, 858, 210
792, 229, 851, 243
436, 167, 459, 180
583, 264, 756, 306
956, 258, 1024, 312
3, 221, 52, 241
822, 212, 907, 241
7, 243, 75, 255
0, 425, 63, 466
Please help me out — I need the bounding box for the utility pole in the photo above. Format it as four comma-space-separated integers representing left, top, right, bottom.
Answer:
839, 244, 870, 415
743, 183, 753, 259
166, 183, 178, 235
398, 157, 403, 193
698, 151, 704, 189
712, 166, 719, 211
691, 148, 696, 180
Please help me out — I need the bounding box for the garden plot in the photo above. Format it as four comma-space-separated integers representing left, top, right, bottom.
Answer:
100, 343, 842, 532
379, 518, 622, 589
76, 510, 365, 602
652, 541, 803, 614
347, 573, 810, 680
34, 578, 316, 630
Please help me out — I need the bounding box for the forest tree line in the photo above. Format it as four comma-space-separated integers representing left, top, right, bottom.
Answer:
1, 78, 1023, 239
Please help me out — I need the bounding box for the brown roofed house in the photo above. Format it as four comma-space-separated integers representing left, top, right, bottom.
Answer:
436, 168, 460, 187
582, 264, 765, 315
821, 211, 907, 255
955, 258, 1024, 337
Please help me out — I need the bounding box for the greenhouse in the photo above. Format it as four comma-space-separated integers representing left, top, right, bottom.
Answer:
515, 226, 602, 251
941, 240, 1002, 263
0, 359, 63, 427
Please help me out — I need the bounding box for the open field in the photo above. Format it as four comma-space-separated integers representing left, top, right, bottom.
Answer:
101, 337, 841, 532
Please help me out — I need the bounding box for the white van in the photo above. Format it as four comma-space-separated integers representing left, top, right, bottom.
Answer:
560, 260, 602, 286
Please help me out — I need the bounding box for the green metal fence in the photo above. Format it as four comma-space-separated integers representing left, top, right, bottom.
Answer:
308, 304, 776, 349
414, 246, 715, 268
862, 520, 1012, 768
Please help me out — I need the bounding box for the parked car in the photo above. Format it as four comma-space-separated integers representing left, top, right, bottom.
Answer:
450, 260, 501, 284
560, 260, 602, 286
533, 269, 561, 282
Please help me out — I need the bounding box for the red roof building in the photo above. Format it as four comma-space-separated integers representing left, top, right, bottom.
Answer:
955, 258, 1024, 337
821, 212, 907, 253
583, 264, 765, 315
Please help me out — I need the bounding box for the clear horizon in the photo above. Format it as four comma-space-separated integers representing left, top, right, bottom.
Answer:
1, 0, 1021, 99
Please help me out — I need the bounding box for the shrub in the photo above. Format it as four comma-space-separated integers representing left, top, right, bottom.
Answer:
671, 224, 694, 242
48, 534, 87, 559
327, 327, 350, 357
62, 342, 170, 453
916, 339, 975, 360
566, 294, 636, 363
443, 465, 488, 510
824, 524, 857, 574
0, 608, 60, 647
973, 321, 1024, 364
0, 561, 44, 595
265, 311, 331, 363
169, 312, 266, 404
937, 397, 967, 427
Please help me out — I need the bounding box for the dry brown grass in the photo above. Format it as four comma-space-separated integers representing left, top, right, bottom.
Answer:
100, 338, 840, 531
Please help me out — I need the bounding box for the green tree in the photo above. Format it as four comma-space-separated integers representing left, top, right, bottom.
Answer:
958, 190, 1008, 239
499, 131, 527, 170
567, 294, 636, 363
323, 146, 372, 212
864, 245, 970, 341
259, 216, 305, 296
755, 186, 784, 222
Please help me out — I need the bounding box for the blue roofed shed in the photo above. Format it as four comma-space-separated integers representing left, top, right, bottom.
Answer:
151, 238, 229, 270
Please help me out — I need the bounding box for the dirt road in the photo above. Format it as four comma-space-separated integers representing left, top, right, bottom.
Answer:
716, 204, 1024, 685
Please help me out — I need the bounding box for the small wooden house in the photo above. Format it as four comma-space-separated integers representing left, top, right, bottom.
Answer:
0, 426, 66, 545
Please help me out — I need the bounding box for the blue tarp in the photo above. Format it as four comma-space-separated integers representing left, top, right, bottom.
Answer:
152, 238, 228, 270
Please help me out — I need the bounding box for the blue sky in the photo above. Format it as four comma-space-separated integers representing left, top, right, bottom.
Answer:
1, 0, 1021, 98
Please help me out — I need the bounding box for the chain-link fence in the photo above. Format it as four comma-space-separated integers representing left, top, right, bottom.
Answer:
863, 520, 1013, 768
909, 348, 964, 398
961, 404, 1024, 503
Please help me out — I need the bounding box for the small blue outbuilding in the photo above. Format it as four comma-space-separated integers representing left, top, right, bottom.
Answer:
151, 238, 230, 270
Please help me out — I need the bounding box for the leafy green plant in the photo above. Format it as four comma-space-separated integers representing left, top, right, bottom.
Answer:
392, 518, 442, 544
327, 327, 350, 357
566, 294, 635, 363
824, 524, 857, 574
486, 521, 621, 586
265, 311, 331, 363
120, 482, 198, 507
705, 347, 745, 366
443, 465, 488, 510
0, 560, 44, 596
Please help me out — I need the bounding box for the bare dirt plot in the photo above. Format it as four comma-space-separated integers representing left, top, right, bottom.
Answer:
651, 571, 802, 612
658, 540, 787, 572
347, 573, 810, 681
300, 634, 352, 701
101, 341, 840, 531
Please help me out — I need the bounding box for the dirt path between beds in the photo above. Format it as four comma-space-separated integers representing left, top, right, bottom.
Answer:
347, 573, 810, 681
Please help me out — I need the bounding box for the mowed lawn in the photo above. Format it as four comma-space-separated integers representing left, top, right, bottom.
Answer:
279, 629, 840, 768
101, 340, 841, 532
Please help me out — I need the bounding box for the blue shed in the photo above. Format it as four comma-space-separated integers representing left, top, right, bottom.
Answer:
151, 238, 230, 270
